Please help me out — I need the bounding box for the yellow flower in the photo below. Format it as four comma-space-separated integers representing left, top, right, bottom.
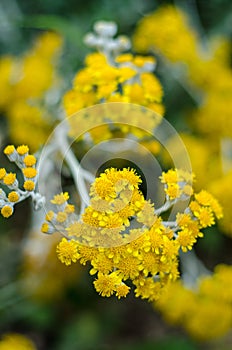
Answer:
133, 5, 198, 63
134, 277, 161, 301
90, 253, 114, 275
51, 192, 69, 205
3, 145, 15, 155
0, 168, 6, 180
93, 177, 116, 200
115, 283, 130, 299
1, 205, 13, 218
45, 210, 55, 222
64, 204, 75, 214
189, 200, 201, 215
56, 211, 67, 223
165, 183, 181, 199
160, 169, 178, 184
23, 155, 37, 167
195, 207, 215, 228
94, 272, 121, 297
41, 223, 50, 233
23, 180, 35, 191
16, 145, 29, 156
195, 190, 214, 206
137, 200, 156, 227
3, 173, 16, 186
8, 191, 19, 202
0, 333, 36, 350
176, 228, 197, 252
116, 254, 140, 280
41, 222, 55, 234
176, 213, 192, 227
56, 238, 79, 266
78, 245, 98, 265
115, 53, 133, 63
138, 251, 159, 276
22, 167, 37, 179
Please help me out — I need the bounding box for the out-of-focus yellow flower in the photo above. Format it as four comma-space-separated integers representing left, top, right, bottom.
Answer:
0, 333, 36, 350
155, 264, 232, 340
0, 32, 62, 151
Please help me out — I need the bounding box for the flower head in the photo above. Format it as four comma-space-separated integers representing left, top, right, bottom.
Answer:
56, 238, 79, 266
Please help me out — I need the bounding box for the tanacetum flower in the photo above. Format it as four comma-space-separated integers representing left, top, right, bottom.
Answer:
56, 238, 79, 266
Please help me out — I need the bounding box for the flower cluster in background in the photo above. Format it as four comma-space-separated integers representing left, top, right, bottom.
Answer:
156, 264, 232, 340
63, 21, 164, 146
133, 4, 232, 236
0, 32, 62, 151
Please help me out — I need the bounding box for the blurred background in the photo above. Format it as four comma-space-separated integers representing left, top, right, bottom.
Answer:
0, 0, 232, 349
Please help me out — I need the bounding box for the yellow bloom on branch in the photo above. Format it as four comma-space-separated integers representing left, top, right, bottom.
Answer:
56, 238, 79, 266
1, 205, 13, 218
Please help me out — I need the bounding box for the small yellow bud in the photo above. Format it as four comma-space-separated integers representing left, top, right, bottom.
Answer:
56, 212, 67, 223
1, 205, 13, 218
41, 223, 49, 233
3, 173, 16, 186
0, 168, 6, 180
23, 180, 35, 191
16, 145, 29, 155
23, 155, 36, 167
65, 204, 75, 214
45, 210, 54, 222
8, 191, 20, 202
4, 145, 15, 155
22, 167, 37, 179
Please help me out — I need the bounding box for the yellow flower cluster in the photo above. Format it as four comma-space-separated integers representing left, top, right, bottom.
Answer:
155, 264, 232, 340
133, 5, 232, 138
134, 5, 232, 235
133, 5, 199, 64
63, 22, 164, 144
0, 333, 36, 350
160, 168, 194, 200
0, 32, 62, 151
0, 145, 37, 218
41, 168, 222, 301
